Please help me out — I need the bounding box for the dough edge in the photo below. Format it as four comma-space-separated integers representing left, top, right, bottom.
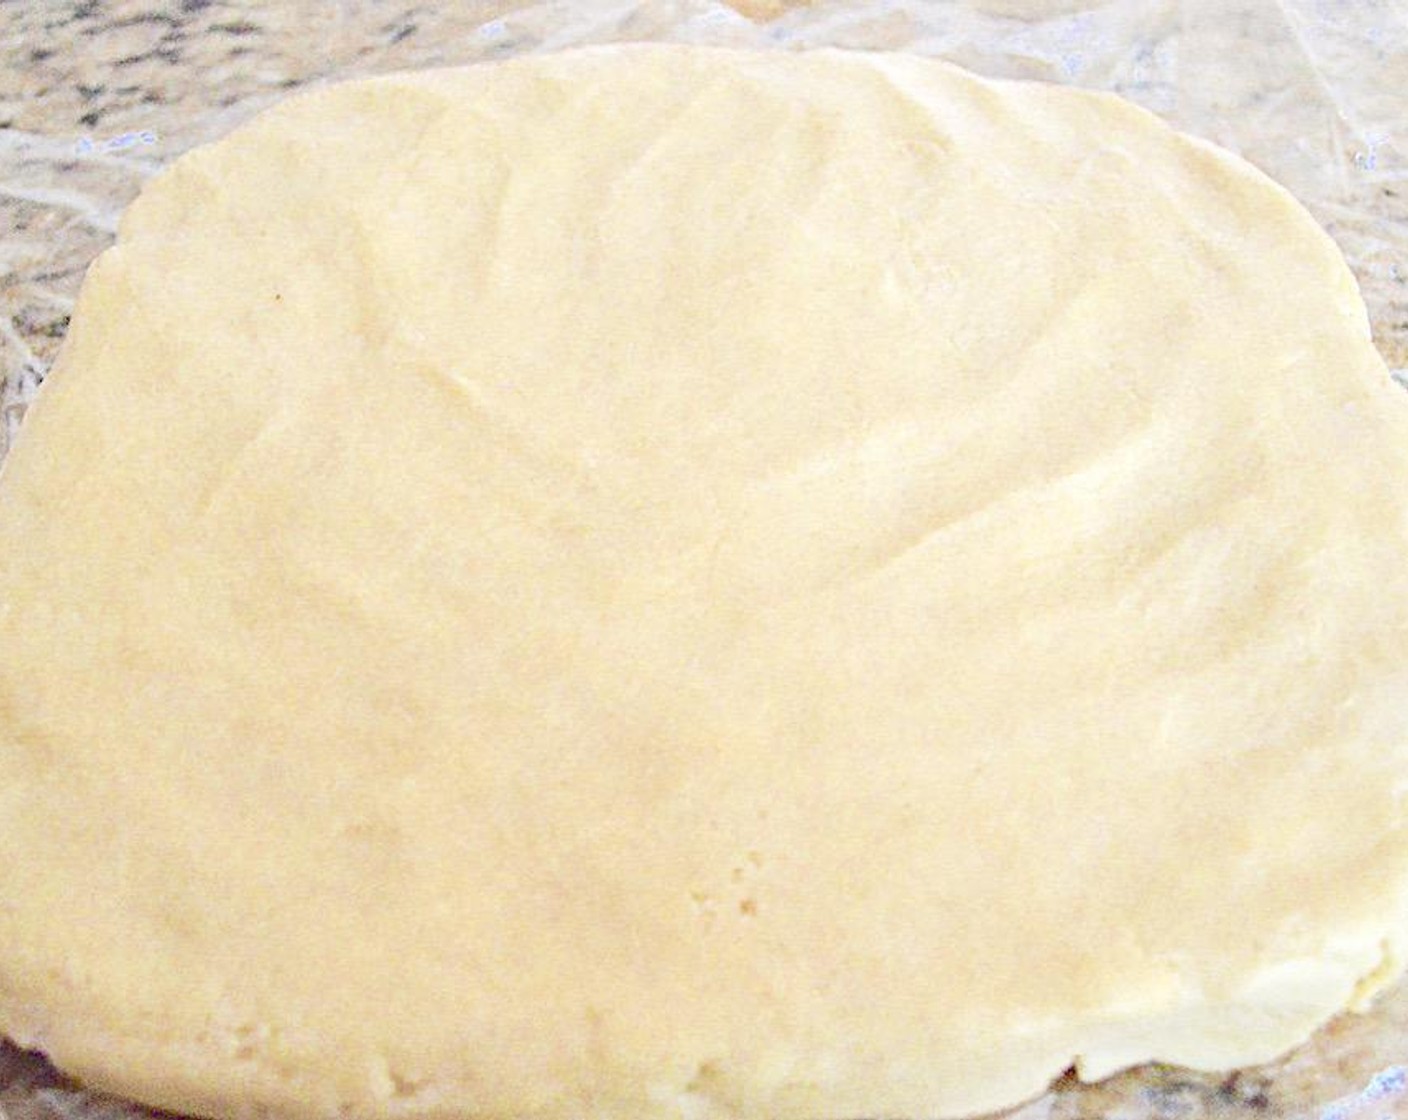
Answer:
2, 920, 1404, 1120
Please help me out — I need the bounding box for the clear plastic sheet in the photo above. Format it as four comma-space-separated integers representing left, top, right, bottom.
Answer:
1, 1, 1406, 1117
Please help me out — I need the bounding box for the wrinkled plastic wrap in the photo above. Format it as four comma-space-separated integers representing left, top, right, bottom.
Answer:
1, 1, 1406, 1117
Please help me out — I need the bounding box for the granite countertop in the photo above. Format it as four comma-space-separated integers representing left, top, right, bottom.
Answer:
1, 2, 1406, 1119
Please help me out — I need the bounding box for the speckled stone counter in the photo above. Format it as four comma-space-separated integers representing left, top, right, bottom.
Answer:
2, 2, 1406, 1119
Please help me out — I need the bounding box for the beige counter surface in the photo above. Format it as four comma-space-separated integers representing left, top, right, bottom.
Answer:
1, 2, 1406, 1118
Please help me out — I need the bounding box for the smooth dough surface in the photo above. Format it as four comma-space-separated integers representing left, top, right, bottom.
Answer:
3, 44, 1408, 1120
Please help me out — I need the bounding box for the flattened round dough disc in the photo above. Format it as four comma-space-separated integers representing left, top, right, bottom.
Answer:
3, 44, 1408, 1120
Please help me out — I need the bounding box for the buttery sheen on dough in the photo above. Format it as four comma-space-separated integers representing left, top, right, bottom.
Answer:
3, 44, 1408, 1120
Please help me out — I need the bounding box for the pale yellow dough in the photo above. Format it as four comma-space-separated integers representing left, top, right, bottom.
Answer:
4, 44, 1408, 1120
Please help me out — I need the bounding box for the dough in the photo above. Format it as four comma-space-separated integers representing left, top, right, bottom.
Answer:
2, 43, 1408, 1120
